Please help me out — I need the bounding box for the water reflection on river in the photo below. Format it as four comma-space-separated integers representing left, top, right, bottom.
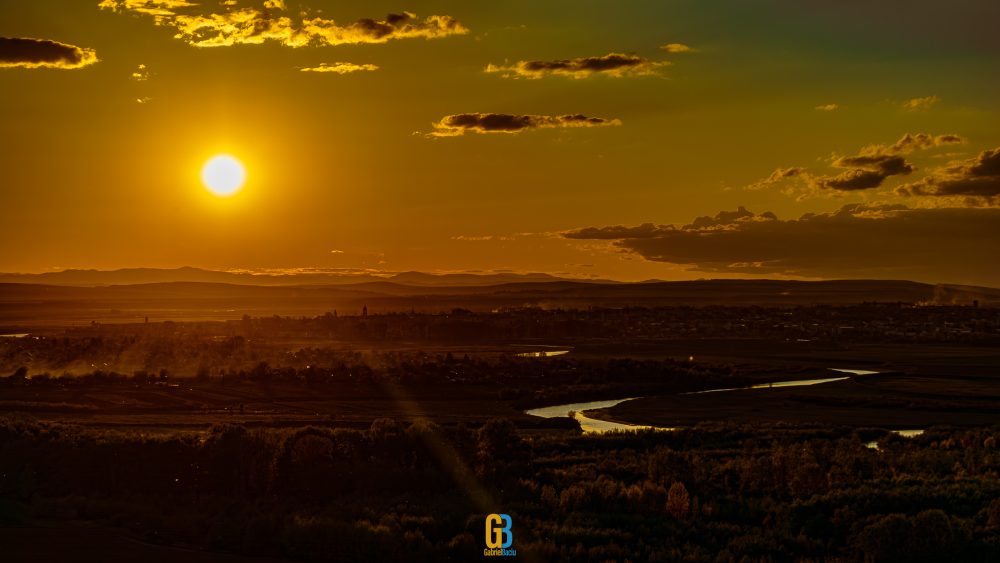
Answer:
829, 369, 880, 376
515, 350, 570, 358
526, 369, 904, 435
525, 397, 663, 433
682, 376, 850, 395
865, 429, 925, 450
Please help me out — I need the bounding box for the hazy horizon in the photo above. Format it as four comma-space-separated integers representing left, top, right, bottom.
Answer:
3, 264, 1000, 290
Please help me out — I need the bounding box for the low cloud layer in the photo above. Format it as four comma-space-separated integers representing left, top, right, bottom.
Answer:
429, 113, 621, 137
485, 53, 669, 79
99, 1, 467, 48
899, 147, 1000, 205
300, 62, 378, 74
0, 37, 99, 69
564, 204, 1000, 283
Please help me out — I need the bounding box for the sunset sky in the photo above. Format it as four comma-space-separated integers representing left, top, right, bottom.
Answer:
2, 1, 999, 285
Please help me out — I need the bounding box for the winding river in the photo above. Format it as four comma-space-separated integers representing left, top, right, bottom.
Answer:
524, 369, 926, 436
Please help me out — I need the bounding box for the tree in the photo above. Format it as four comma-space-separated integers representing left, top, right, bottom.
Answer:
666, 481, 690, 519
988, 498, 1000, 530
857, 513, 913, 563
475, 418, 527, 485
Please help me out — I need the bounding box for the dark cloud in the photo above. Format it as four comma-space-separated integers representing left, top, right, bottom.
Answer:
833, 155, 912, 173
819, 169, 895, 191
429, 113, 621, 137
969, 148, 1000, 176
485, 53, 668, 79
814, 134, 964, 191
0, 37, 98, 69
882, 133, 963, 154
565, 207, 779, 239
304, 12, 467, 47
564, 223, 672, 240
900, 147, 1000, 204
564, 204, 1000, 284
750, 134, 966, 195
687, 206, 777, 229
820, 156, 914, 191
99, 1, 467, 48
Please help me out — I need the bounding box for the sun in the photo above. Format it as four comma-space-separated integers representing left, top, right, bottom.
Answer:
201, 154, 246, 196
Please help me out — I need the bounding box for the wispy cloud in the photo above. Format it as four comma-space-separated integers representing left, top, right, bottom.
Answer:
901, 95, 940, 111
747, 167, 806, 191
0, 37, 98, 69
301, 62, 378, 74
485, 52, 669, 79
450, 235, 515, 241
97, 0, 197, 18
99, 1, 467, 48
131, 63, 149, 81
815, 103, 839, 111
428, 113, 621, 137
660, 43, 694, 53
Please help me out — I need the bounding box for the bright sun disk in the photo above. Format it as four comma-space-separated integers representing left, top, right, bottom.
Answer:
201, 154, 246, 196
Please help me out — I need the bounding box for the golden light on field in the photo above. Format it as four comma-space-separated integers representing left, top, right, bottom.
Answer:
201, 154, 246, 196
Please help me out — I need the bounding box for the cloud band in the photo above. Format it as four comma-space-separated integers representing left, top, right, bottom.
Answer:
0, 37, 98, 69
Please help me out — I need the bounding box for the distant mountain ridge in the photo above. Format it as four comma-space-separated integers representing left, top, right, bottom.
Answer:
0, 267, 594, 287
1, 278, 997, 327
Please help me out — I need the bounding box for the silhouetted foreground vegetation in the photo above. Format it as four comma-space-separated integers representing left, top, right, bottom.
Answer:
3, 306, 1000, 561
3, 416, 1000, 562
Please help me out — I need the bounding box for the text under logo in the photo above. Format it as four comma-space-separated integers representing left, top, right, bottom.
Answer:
484, 513, 516, 557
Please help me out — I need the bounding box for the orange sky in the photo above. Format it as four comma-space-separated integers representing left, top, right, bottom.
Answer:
2, 1, 1000, 284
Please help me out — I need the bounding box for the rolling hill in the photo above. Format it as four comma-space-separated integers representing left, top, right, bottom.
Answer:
1, 277, 997, 327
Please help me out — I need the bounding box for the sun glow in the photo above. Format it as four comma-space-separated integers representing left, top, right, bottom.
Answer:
201, 154, 246, 196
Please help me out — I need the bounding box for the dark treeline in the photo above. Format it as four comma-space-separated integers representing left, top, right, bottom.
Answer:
3, 416, 1000, 562
2, 353, 783, 411
3, 303, 999, 376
